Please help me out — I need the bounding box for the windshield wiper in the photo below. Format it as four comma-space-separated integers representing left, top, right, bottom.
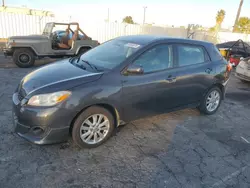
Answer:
91, 64, 99, 71
69, 56, 87, 70
81, 60, 96, 70
69, 56, 81, 63
70, 57, 99, 71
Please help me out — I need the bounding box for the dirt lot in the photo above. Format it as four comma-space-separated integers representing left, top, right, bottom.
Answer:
0, 65, 250, 188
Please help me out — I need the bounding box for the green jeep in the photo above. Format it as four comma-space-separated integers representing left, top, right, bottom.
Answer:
3, 22, 99, 68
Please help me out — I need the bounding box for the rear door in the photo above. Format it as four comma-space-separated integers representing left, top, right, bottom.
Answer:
172, 43, 215, 106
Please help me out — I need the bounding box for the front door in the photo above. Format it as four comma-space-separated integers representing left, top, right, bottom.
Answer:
121, 44, 179, 121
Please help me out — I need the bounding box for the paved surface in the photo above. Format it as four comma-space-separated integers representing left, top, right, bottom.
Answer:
0, 67, 250, 188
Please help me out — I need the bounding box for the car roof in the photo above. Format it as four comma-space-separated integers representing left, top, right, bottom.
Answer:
116, 35, 213, 46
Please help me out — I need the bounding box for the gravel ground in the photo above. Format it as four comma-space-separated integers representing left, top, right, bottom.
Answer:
0, 67, 250, 188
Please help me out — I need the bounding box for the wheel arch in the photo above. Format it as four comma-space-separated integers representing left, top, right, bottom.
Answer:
12, 46, 38, 56
69, 103, 121, 134
203, 83, 225, 100
76, 46, 92, 55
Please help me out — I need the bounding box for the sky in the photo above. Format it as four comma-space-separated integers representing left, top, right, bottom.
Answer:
5, 0, 250, 28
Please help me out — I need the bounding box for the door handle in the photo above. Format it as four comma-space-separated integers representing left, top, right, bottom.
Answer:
166, 76, 176, 83
205, 68, 212, 74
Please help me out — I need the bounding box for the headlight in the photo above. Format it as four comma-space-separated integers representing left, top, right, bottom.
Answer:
27, 91, 71, 106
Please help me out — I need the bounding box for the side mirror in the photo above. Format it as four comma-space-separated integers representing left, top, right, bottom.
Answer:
240, 57, 244, 61
126, 65, 144, 75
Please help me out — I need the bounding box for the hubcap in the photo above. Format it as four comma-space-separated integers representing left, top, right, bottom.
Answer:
206, 90, 220, 112
80, 114, 110, 144
18, 54, 30, 64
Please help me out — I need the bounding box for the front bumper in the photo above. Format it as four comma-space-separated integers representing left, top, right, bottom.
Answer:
12, 93, 72, 145
2, 47, 13, 57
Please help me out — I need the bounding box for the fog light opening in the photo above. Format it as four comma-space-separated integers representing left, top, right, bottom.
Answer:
32, 127, 45, 135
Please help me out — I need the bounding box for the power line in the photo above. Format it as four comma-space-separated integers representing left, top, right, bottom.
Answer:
107, 8, 109, 22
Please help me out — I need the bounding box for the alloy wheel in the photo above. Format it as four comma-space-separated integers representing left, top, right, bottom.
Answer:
206, 90, 220, 112
80, 114, 110, 144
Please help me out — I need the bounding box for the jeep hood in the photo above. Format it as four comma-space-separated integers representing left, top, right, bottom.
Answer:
9, 35, 48, 40
19, 59, 103, 96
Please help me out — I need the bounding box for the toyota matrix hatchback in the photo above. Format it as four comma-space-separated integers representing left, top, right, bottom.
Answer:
12, 35, 232, 148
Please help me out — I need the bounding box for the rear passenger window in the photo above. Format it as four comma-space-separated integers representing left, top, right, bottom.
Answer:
177, 45, 206, 67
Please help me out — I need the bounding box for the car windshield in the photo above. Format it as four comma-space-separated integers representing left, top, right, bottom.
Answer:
79, 39, 143, 70
42, 23, 53, 35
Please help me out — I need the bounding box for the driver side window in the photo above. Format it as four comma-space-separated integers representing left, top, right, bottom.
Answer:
132, 44, 173, 73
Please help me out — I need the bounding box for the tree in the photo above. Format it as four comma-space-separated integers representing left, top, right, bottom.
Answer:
234, 17, 250, 33
122, 16, 134, 24
215, 9, 226, 31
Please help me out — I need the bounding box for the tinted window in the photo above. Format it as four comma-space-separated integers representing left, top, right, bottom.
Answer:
79, 39, 143, 70
132, 44, 173, 73
177, 45, 205, 66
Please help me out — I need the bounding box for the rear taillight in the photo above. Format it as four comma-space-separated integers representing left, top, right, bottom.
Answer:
227, 63, 232, 72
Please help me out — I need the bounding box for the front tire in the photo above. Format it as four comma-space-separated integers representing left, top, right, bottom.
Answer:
199, 87, 222, 115
72, 106, 115, 148
13, 48, 35, 68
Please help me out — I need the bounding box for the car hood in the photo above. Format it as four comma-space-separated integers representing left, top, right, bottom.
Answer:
9, 35, 48, 40
19, 60, 103, 96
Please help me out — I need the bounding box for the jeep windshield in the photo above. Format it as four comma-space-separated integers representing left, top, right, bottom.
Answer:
78, 39, 143, 70
42, 23, 53, 35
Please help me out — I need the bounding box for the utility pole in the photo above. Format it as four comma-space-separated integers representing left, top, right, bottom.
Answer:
107, 8, 110, 22
143, 6, 147, 25
2, 0, 5, 6
233, 0, 244, 32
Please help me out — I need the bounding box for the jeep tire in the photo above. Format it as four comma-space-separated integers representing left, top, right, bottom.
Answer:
13, 48, 35, 68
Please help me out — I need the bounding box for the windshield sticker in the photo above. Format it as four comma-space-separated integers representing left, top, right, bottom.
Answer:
125, 43, 141, 48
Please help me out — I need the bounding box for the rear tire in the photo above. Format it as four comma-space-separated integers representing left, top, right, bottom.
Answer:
13, 48, 35, 68
72, 106, 115, 148
199, 87, 222, 115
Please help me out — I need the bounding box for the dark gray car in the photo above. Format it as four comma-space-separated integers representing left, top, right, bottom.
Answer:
12, 35, 232, 148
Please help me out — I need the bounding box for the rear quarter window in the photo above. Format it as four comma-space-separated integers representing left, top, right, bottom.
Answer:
211, 45, 223, 61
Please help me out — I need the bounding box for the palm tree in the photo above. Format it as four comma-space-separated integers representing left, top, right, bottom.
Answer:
216, 9, 226, 30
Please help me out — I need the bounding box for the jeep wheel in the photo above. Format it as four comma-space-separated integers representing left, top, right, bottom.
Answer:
13, 48, 35, 68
